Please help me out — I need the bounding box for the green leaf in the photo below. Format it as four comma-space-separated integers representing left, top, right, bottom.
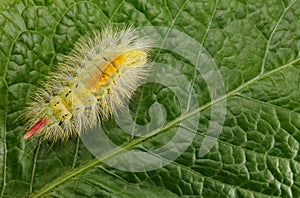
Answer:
1, 0, 300, 197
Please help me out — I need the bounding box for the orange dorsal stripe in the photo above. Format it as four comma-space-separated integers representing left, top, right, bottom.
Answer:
85, 55, 125, 91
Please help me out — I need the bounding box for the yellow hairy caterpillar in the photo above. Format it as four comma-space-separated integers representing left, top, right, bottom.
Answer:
23, 26, 150, 142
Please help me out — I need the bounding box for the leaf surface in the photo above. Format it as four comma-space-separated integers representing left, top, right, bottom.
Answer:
1, 0, 300, 197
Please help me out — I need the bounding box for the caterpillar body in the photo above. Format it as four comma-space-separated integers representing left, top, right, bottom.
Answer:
23, 26, 150, 142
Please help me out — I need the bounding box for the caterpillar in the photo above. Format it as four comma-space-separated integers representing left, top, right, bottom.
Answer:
23, 26, 151, 142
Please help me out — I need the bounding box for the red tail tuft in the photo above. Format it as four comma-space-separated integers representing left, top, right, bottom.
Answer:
24, 117, 49, 139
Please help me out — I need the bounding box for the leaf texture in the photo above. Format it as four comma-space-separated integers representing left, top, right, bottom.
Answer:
1, 0, 300, 197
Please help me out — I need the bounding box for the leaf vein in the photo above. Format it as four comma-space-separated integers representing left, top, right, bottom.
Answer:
107, 0, 125, 23
236, 94, 300, 118
260, 0, 297, 74
29, 143, 41, 193
72, 136, 80, 168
